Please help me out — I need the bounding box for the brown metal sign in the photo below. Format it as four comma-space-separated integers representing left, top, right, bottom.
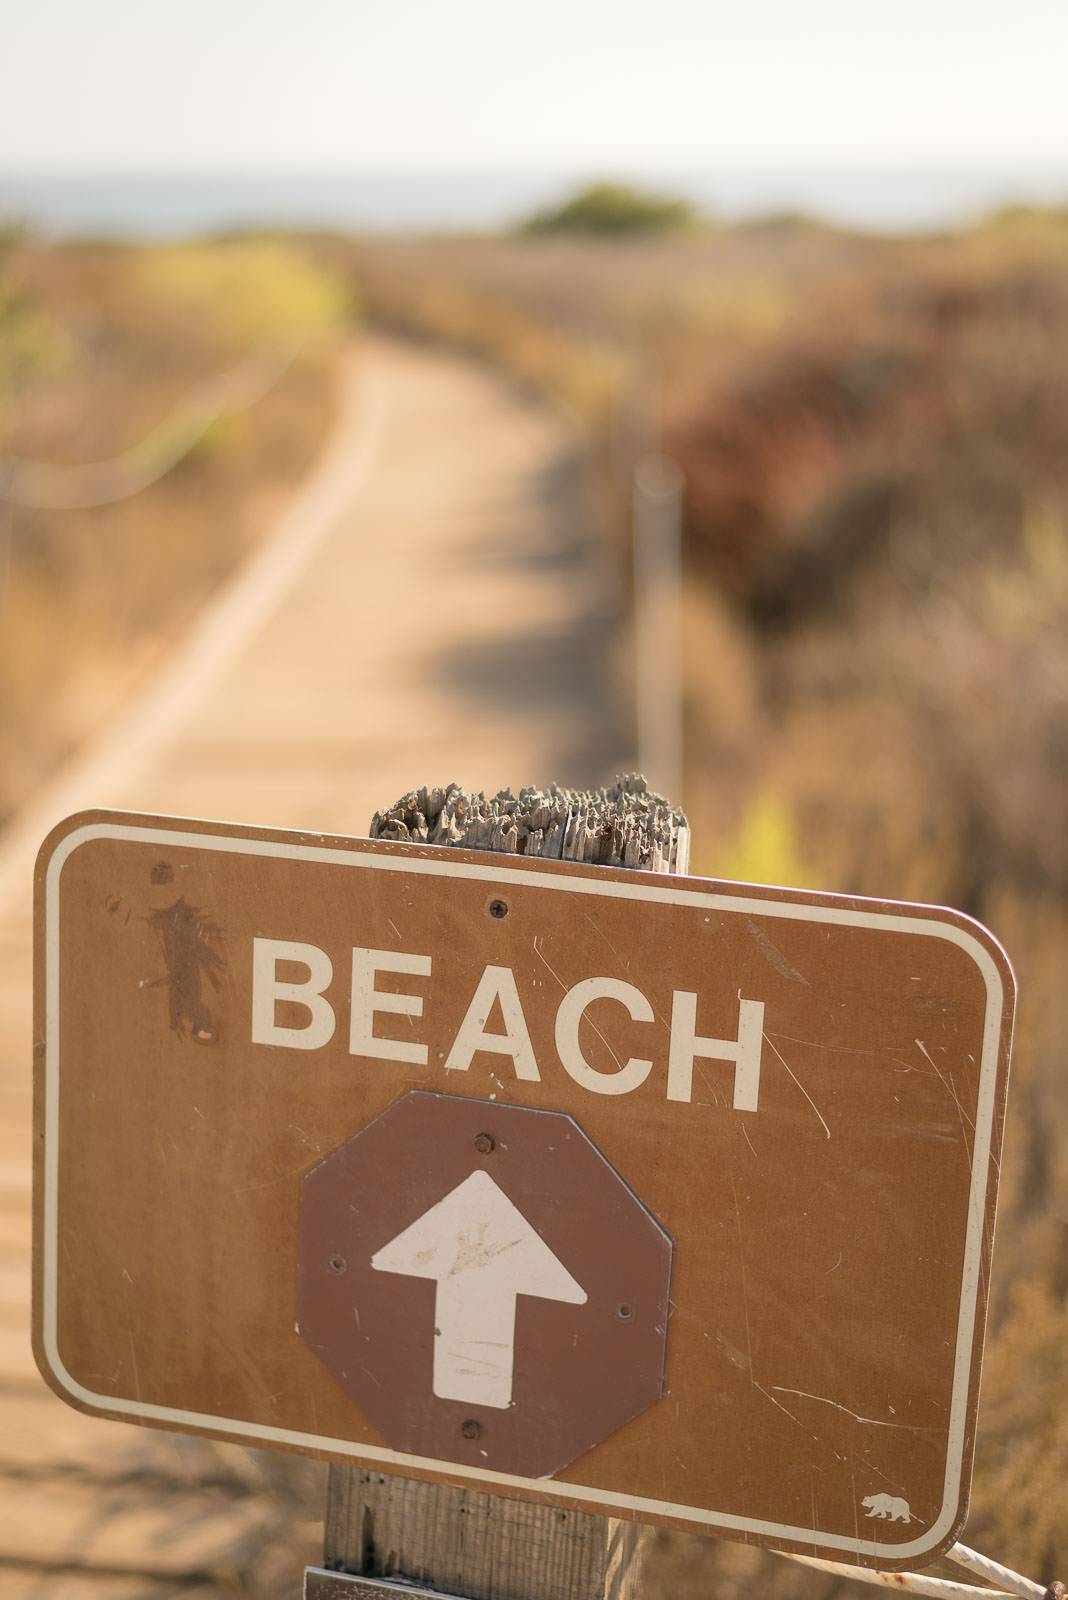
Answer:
33, 809, 1015, 1569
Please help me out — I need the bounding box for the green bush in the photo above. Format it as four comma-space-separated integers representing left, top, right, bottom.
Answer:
521, 180, 701, 237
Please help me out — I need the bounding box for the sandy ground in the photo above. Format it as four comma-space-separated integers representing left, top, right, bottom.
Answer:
0, 332, 629, 1595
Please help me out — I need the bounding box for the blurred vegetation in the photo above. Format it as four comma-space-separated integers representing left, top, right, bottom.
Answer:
136, 236, 350, 353
0, 234, 349, 825
718, 790, 817, 891
520, 179, 702, 237
5, 205, 1067, 1593
0, 280, 72, 411
316, 208, 1068, 1592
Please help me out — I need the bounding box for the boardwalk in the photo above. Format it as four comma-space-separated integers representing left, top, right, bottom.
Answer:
0, 333, 628, 1596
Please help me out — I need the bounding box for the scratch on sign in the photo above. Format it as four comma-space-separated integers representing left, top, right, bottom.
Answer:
745, 918, 812, 987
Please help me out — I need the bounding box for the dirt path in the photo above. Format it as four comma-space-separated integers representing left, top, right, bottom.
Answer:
0, 332, 629, 1596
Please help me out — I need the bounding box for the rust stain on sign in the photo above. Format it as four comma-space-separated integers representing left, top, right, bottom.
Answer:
145, 897, 225, 1045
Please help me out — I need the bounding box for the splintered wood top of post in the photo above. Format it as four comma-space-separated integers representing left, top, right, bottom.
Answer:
369, 773, 690, 875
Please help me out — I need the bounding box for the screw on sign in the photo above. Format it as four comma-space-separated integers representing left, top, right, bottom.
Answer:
296, 1091, 672, 1479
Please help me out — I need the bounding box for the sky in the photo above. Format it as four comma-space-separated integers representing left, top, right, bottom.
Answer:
3, 0, 1068, 175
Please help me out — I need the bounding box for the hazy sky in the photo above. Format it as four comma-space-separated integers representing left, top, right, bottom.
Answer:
5, 0, 1068, 173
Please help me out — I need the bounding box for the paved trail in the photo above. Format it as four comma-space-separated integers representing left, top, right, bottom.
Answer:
0, 334, 628, 1596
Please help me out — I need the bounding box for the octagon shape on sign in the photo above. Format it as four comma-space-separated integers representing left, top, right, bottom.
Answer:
296, 1091, 673, 1479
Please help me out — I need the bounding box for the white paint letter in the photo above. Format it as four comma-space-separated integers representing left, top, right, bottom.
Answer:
251, 938, 336, 1050
443, 964, 540, 1081
667, 993, 765, 1110
350, 948, 431, 1066
555, 976, 654, 1096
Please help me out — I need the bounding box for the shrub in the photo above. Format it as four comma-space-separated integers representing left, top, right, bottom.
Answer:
521, 180, 701, 237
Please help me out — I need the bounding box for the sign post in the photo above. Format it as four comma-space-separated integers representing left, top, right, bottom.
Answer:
33, 788, 1015, 1591
313, 779, 687, 1600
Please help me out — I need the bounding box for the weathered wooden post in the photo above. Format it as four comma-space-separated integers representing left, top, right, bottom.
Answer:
314, 775, 690, 1600
317, 1476, 647, 1600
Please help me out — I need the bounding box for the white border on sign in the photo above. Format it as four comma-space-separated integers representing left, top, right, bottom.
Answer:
40, 819, 1008, 1564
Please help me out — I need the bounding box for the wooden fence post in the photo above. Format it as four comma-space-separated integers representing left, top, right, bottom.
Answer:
315, 776, 690, 1600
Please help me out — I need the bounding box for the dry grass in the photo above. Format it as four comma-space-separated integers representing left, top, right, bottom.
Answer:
0, 233, 350, 825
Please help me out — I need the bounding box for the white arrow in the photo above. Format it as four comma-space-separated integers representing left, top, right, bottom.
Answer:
371, 1168, 587, 1410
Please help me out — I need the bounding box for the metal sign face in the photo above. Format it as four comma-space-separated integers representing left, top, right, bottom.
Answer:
33, 810, 1015, 1569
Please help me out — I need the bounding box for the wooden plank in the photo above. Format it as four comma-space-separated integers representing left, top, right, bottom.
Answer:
0, 1481, 270, 1574
0, 1261, 29, 1309
0, 1389, 193, 1476
0, 1313, 37, 1382
0, 1204, 31, 1255
0, 1392, 330, 1508
0, 1107, 31, 1159
0, 1569, 217, 1599
0, 1157, 31, 1194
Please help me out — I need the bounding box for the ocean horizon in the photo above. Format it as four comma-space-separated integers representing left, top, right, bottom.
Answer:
1, 167, 1067, 240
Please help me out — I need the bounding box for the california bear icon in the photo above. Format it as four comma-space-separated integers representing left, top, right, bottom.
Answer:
862, 1493, 912, 1523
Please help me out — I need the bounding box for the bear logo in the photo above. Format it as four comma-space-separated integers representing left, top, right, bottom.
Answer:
862, 1493, 912, 1523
